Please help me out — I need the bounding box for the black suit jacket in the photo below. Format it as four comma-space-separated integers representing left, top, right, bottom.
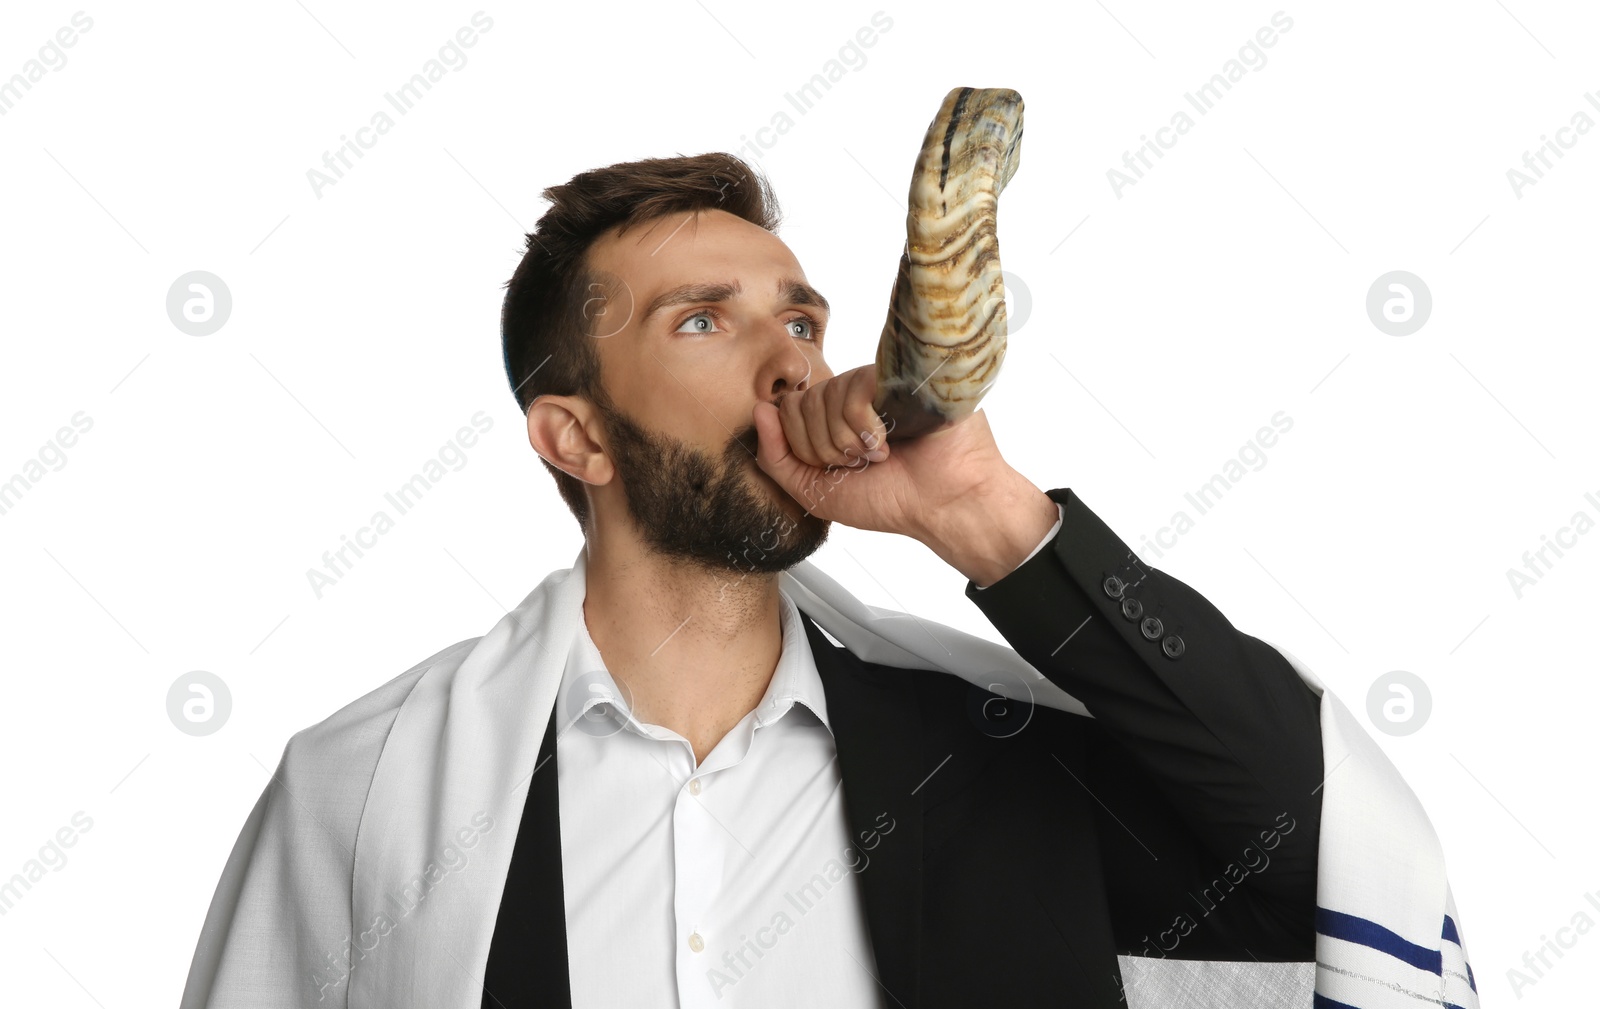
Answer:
480, 487, 1325, 1007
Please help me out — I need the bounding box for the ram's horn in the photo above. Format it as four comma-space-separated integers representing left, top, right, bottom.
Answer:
873, 86, 1023, 441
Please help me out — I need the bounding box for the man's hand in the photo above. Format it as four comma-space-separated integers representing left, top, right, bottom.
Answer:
751, 364, 1059, 587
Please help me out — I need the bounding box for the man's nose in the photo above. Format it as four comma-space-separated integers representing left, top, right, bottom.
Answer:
763, 329, 814, 400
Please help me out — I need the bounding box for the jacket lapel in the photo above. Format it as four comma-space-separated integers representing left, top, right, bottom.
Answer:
480, 704, 572, 1009
801, 612, 926, 1009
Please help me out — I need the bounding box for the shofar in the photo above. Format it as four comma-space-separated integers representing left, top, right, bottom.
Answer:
873, 86, 1023, 441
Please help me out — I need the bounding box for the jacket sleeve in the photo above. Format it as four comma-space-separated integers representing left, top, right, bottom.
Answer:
965, 486, 1324, 960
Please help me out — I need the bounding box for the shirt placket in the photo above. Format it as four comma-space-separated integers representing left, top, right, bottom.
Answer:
673, 705, 784, 1009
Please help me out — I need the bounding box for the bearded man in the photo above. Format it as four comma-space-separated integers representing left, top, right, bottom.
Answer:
181, 152, 1455, 1009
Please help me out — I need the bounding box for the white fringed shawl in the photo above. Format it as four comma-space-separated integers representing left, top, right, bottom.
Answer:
181, 549, 1478, 1009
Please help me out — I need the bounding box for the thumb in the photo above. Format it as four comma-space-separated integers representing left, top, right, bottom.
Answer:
752, 401, 813, 500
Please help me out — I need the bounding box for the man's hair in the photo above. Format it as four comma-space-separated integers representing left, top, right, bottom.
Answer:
500, 153, 783, 530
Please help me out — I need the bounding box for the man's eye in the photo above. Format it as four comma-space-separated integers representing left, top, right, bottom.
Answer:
788, 317, 817, 340
675, 311, 722, 334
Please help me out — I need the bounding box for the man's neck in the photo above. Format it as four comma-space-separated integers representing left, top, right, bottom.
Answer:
581, 537, 785, 765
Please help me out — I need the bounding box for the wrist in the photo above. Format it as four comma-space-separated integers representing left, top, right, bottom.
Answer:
917, 471, 1060, 587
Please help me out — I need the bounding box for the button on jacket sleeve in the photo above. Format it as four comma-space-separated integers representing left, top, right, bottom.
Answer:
964, 486, 1324, 960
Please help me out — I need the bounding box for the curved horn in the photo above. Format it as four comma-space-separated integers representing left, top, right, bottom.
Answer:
872, 86, 1024, 441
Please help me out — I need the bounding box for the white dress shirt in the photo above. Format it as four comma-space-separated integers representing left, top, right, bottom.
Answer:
555, 503, 1063, 1007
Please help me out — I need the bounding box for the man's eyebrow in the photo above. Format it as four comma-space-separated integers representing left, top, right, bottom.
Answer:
641, 278, 831, 324
780, 278, 830, 314
642, 281, 742, 323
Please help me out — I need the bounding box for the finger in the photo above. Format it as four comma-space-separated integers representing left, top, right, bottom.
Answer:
816, 377, 864, 467
781, 388, 826, 467
800, 383, 844, 467
844, 368, 889, 462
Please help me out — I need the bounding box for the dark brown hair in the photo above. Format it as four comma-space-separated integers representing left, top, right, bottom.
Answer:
500, 153, 783, 529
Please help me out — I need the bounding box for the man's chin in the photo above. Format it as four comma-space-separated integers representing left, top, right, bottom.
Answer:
725, 465, 829, 568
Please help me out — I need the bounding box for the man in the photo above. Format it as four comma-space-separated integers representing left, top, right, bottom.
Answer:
182, 152, 1327, 1008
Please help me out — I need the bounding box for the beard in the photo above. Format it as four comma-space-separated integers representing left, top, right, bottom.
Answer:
597, 399, 830, 575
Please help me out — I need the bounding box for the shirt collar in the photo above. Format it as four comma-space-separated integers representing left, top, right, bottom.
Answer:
560, 589, 832, 740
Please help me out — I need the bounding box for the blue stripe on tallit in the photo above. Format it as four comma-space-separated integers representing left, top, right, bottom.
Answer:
1441, 914, 1478, 992
1316, 907, 1442, 973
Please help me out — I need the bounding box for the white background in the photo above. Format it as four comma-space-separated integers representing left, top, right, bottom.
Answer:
1, 1, 1596, 1004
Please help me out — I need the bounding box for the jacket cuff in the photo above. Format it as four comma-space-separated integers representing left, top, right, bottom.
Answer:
964, 486, 1182, 665
971, 502, 1064, 591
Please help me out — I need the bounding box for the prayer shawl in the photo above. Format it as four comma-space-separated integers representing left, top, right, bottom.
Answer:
180, 549, 1479, 1009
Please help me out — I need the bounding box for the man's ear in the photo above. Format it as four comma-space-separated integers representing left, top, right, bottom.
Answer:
527, 394, 614, 487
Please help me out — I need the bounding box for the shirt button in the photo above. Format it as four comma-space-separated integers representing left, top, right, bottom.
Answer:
689, 778, 702, 796
688, 932, 705, 952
